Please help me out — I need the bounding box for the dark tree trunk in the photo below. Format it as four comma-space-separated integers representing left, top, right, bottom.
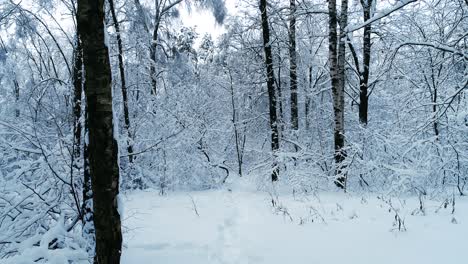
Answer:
132, 0, 161, 95
289, 0, 298, 131
13, 79, 20, 117
77, 0, 123, 263
432, 86, 439, 137
429, 54, 443, 139
228, 70, 243, 177
358, 82, 369, 125
305, 64, 312, 130
71, 30, 95, 253
259, 0, 280, 182
72, 39, 83, 159
329, 0, 348, 189
150, 2, 161, 95
276, 52, 285, 136
359, 0, 372, 126
82, 109, 95, 253
109, 0, 134, 162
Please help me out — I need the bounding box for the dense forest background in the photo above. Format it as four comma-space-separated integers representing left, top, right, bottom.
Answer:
0, 0, 466, 262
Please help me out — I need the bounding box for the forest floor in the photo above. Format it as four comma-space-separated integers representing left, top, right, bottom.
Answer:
121, 180, 467, 264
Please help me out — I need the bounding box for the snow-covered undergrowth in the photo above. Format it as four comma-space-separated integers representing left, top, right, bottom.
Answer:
121, 179, 467, 264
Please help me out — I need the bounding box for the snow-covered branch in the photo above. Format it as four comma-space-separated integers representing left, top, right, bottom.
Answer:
345, 0, 418, 33
396, 41, 468, 59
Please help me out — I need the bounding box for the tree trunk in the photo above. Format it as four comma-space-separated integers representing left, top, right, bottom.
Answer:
276, 51, 285, 136
72, 39, 83, 160
359, 0, 372, 126
13, 79, 20, 117
150, 1, 161, 95
228, 70, 243, 177
305, 64, 312, 130
329, 0, 348, 188
432, 85, 439, 138
109, 0, 134, 162
289, 0, 298, 131
77, 0, 123, 262
71, 29, 95, 255
259, 0, 280, 182
134, 0, 150, 33
82, 108, 95, 253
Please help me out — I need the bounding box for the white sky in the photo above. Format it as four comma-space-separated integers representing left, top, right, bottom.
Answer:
178, 0, 240, 44
2, 0, 241, 48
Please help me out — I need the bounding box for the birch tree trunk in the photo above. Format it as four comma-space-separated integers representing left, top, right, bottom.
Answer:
77, 0, 123, 262
260, 0, 280, 182
329, 0, 348, 188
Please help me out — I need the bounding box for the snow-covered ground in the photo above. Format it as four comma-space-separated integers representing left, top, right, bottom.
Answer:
121, 182, 467, 264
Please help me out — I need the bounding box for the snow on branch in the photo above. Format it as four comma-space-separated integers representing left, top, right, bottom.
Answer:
345, 0, 418, 33
396, 42, 468, 60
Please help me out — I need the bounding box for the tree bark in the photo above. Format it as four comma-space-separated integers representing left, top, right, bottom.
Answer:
150, 1, 161, 95
276, 51, 285, 136
305, 63, 312, 130
329, 0, 348, 188
359, 0, 372, 125
289, 0, 298, 131
77, 0, 123, 262
82, 107, 95, 253
109, 0, 134, 162
13, 79, 20, 117
72, 39, 83, 160
71, 27, 95, 255
228, 70, 243, 177
260, 0, 280, 182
